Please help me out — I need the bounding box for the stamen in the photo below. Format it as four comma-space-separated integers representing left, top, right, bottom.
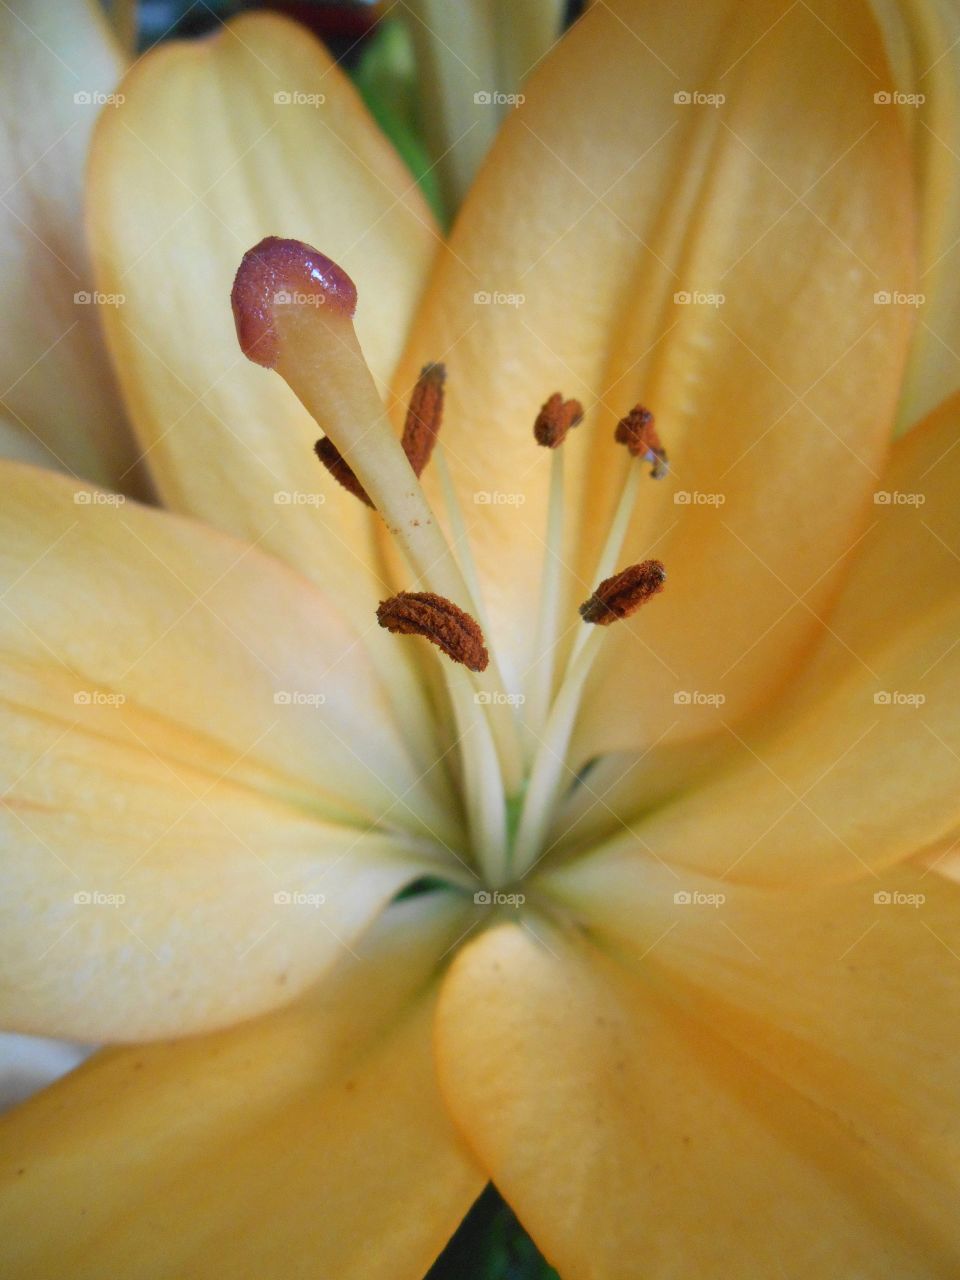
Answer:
579, 560, 667, 625
511, 560, 667, 879
377, 591, 489, 673
314, 437, 372, 506
402, 363, 446, 476
534, 393, 584, 449
526, 392, 583, 747
615, 404, 669, 478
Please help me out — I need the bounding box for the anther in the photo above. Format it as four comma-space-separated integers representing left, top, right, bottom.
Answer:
377, 591, 489, 672
614, 404, 668, 477
579, 560, 666, 625
402, 363, 446, 476
314, 437, 372, 506
534, 393, 584, 448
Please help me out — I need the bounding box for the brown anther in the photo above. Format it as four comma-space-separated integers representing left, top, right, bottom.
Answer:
377, 591, 489, 671
534, 393, 584, 448
401, 363, 446, 476
614, 404, 668, 478
314, 437, 373, 507
579, 560, 666, 625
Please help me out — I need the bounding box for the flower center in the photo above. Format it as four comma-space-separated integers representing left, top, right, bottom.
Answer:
232, 237, 667, 890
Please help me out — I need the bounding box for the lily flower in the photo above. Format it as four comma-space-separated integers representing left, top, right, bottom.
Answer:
2, 1, 960, 1278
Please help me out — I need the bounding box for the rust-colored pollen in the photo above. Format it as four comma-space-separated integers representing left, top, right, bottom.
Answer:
579, 560, 667, 625
314, 438, 373, 507
376, 591, 489, 672
614, 404, 668, 478
231, 236, 358, 369
534, 393, 584, 448
401, 363, 446, 476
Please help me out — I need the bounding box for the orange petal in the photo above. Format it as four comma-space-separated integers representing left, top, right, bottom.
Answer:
565, 388, 960, 884
436, 885, 960, 1278
0, 896, 484, 1278
395, 0, 914, 742
0, 462, 465, 1039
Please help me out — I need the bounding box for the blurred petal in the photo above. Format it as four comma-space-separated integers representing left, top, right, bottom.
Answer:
396, 0, 913, 722
87, 12, 440, 641
437, 885, 960, 1279
871, 0, 960, 430
0, 896, 484, 1279
0, 0, 143, 491
583, 390, 960, 884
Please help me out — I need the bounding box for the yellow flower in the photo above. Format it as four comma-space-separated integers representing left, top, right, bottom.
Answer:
2, 1, 960, 1277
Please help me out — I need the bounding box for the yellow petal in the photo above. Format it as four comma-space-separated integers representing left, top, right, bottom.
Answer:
0, 463, 464, 1039
396, 0, 913, 725
86, 12, 439, 642
0, 895, 484, 1279
0, 461, 456, 837
575, 389, 960, 884
871, 0, 960, 430
0, 0, 144, 492
436, 880, 960, 1278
